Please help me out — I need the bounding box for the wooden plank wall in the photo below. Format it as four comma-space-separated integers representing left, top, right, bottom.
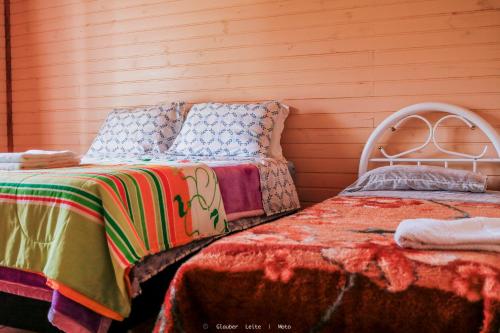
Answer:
8, 0, 500, 205
0, 0, 6, 151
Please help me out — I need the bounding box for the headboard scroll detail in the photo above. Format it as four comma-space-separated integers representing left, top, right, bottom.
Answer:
358, 102, 500, 176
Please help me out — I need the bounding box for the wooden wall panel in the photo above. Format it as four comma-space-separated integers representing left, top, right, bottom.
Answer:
9, 0, 500, 205
0, 0, 6, 152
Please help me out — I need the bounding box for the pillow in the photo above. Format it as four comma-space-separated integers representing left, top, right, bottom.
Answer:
167, 101, 287, 158
343, 165, 487, 193
269, 103, 290, 160
85, 101, 186, 160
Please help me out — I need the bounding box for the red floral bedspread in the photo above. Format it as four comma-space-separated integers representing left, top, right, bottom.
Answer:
154, 196, 500, 333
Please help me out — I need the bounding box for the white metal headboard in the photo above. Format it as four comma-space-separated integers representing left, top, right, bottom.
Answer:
358, 102, 500, 176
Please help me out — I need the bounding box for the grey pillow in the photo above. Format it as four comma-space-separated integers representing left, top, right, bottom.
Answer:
343, 165, 487, 193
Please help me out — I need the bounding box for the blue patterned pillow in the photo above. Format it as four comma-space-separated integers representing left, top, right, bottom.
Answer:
167, 102, 281, 158
85, 102, 186, 160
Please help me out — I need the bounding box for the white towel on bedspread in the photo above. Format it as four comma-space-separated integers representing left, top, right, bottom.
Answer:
0, 159, 81, 170
394, 217, 500, 252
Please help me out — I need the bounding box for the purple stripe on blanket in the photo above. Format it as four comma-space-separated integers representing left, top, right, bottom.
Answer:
0, 266, 49, 289
212, 164, 263, 219
0, 266, 106, 333
0, 266, 52, 301
49, 291, 111, 333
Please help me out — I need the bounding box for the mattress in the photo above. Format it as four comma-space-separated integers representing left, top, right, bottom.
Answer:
154, 192, 500, 333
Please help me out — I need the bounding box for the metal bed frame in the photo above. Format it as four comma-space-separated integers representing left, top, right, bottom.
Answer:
359, 102, 500, 175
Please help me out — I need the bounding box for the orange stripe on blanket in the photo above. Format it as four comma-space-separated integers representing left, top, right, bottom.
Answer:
151, 166, 193, 246
148, 167, 175, 247
46, 279, 124, 321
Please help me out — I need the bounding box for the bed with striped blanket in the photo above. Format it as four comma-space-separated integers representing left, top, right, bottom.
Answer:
0, 163, 229, 323
0, 157, 300, 333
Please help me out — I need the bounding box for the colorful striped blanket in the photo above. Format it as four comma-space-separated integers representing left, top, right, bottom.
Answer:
0, 163, 228, 320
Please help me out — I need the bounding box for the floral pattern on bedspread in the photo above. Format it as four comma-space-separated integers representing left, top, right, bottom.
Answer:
155, 196, 500, 333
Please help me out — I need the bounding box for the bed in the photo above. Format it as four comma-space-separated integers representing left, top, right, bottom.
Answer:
154, 102, 500, 333
0, 158, 299, 333
0, 101, 301, 332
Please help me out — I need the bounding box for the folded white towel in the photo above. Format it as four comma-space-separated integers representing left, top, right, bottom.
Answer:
0, 150, 76, 163
0, 157, 81, 171
394, 217, 500, 253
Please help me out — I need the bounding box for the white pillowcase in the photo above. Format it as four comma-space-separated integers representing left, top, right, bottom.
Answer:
167, 101, 289, 159
85, 101, 186, 160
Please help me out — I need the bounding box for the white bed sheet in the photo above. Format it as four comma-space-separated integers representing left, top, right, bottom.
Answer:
340, 189, 500, 204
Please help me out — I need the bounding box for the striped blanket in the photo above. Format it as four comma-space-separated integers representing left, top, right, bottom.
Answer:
0, 163, 228, 320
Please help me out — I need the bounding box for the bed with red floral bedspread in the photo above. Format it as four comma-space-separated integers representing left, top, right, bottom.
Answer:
154, 194, 500, 333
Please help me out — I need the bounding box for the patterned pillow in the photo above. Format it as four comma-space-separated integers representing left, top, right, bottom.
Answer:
167, 102, 282, 158
85, 102, 186, 160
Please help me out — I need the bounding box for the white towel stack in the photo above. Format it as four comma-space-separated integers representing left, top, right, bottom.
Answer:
394, 217, 500, 253
0, 150, 81, 170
